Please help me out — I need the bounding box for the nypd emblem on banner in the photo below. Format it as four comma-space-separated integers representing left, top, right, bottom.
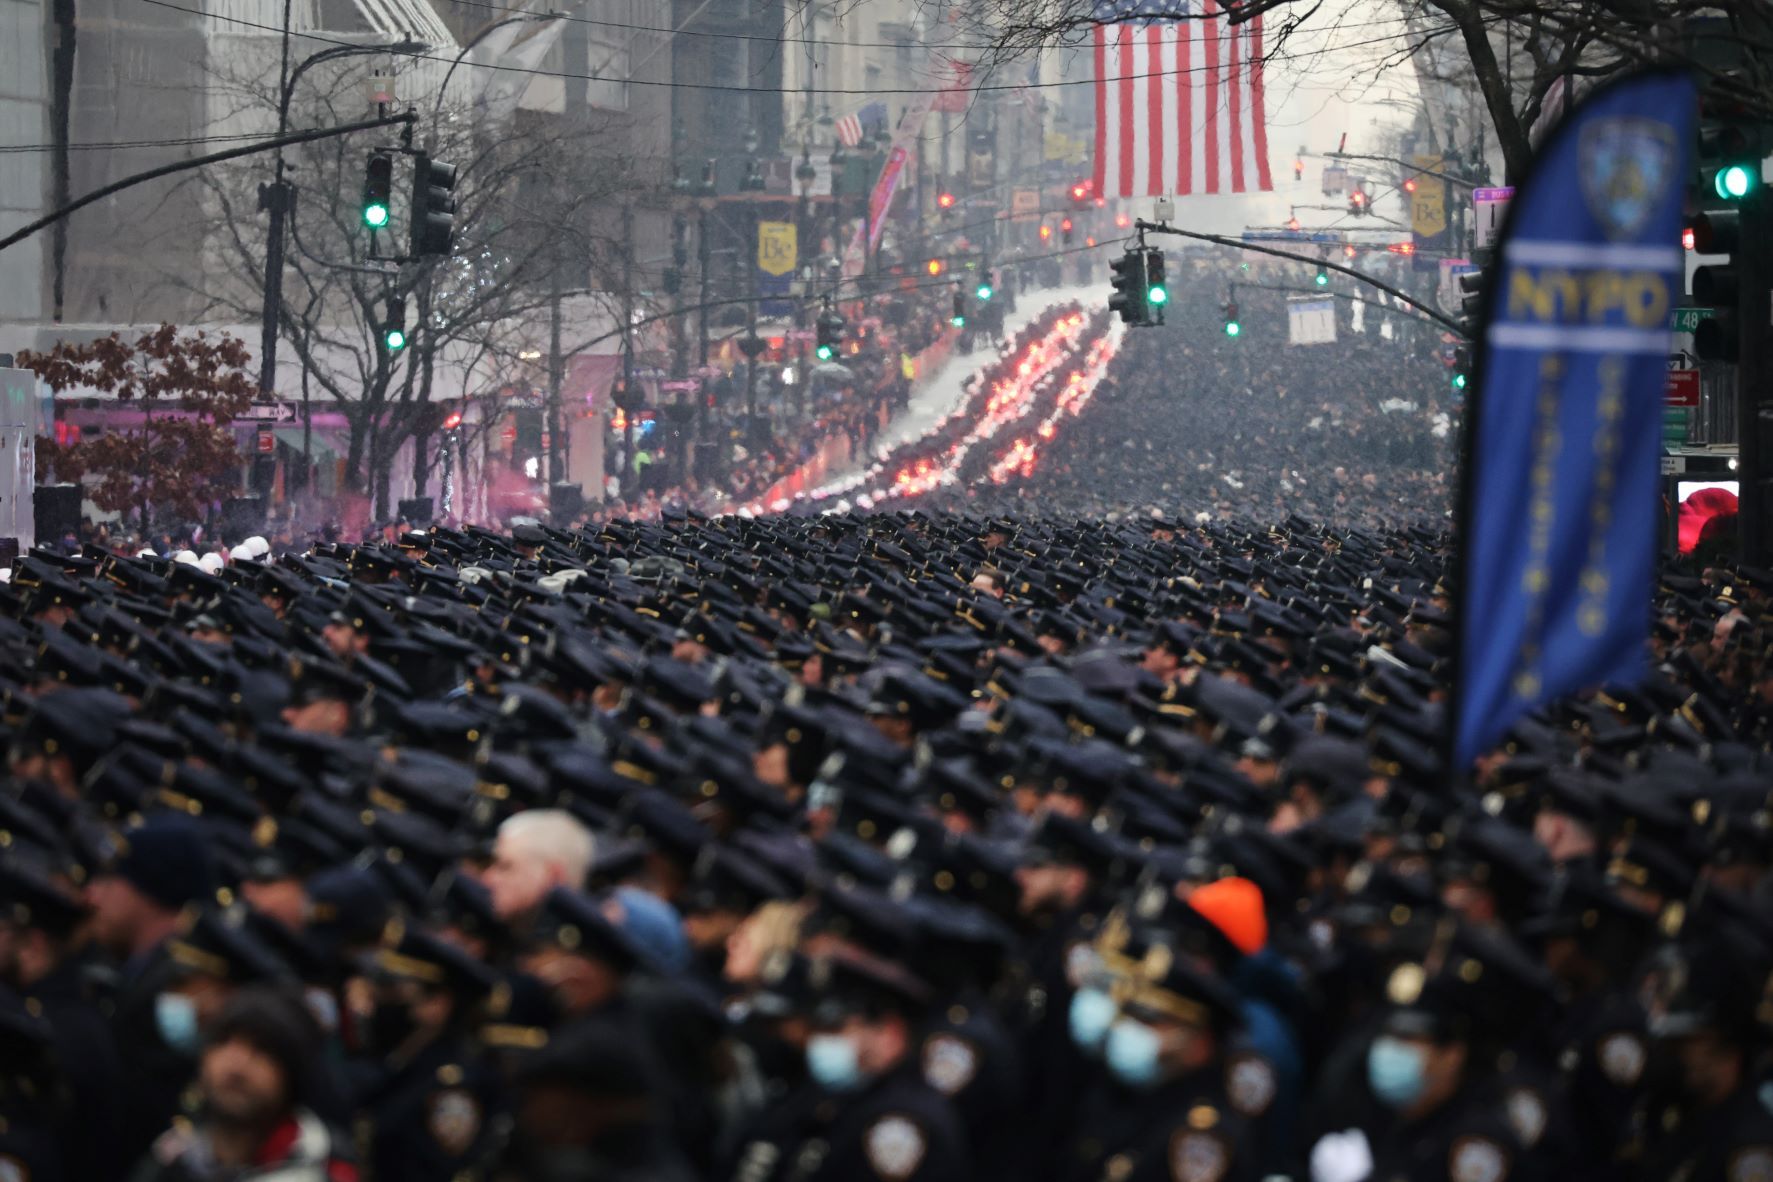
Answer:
1450, 71, 1696, 770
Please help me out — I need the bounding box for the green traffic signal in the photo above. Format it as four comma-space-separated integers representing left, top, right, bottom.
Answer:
1314, 268, 1329, 287
1224, 321, 1241, 337
976, 283, 993, 301
384, 327, 406, 351
816, 343, 834, 361
365, 202, 390, 228
951, 315, 966, 328
1716, 163, 1757, 201
1148, 285, 1168, 305
1451, 371, 1467, 390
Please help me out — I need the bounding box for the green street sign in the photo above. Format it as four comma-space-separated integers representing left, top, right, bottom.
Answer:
1671, 307, 1714, 332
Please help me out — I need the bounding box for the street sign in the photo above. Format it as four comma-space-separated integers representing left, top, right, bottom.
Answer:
1668, 351, 1695, 371
1472, 187, 1514, 251
1011, 188, 1041, 221
256, 427, 274, 454
1438, 259, 1477, 312
1661, 455, 1685, 474
237, 402, 295, 422
1671, 307, 1714, 333
1665, 368, 1701, 408
1242, 230, 1344, 244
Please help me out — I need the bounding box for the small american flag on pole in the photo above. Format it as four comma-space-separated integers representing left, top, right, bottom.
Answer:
835, 102, 887, 147
1092, 0, 1273, 198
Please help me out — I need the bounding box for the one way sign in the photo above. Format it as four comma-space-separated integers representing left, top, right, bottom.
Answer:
236, 402, 295, 422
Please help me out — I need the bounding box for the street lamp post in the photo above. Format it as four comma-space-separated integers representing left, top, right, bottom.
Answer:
432, 13, 563, 129
258, 39, 427, 399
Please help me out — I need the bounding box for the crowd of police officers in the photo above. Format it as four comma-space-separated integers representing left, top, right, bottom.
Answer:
3, 288, 1773, 1182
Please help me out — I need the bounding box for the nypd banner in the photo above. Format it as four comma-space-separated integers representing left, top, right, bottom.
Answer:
1450, 71, 1696, 770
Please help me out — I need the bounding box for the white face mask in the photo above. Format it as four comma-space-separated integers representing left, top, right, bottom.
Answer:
155, 992, 201, 1055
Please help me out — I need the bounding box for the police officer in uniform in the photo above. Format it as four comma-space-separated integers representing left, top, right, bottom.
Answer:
1632, 917, 1773, 1182
348, 922, 505, 1182
1310, 924, 1534, 1182
724, 945, 967, 1182
0, 858, 127, 1181
1059, 913, 1262, 1182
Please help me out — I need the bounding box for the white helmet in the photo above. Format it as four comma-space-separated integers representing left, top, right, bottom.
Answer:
174, 550, 200, 566
244, 535, 271, 558
229, 544, 255, 563
137, 548, 157, 559
198, 552, 225, 576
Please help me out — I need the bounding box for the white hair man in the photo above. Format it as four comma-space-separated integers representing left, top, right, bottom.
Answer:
482, 809, 596, 929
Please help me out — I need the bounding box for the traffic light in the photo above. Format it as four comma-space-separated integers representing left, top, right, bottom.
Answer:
442, 410, 463, 431
1451, 345, 1471, 391
1061, 217, 1074, 245
1039, 224, 1052, 242
1402, 176, 1418, 194
938, 192, 957, 210
382, 297, 407, 353
362, 151, 393, 229
815, 307, 845, 361
1699, 120, 1760, 201
976, 272, 994, 302
1108, 248, 1147, 326
1223, 299, 1241, 337
1349, 189, 1369, 216
1691, 206, 1742, 361
1143, 247, 1166, 312
1454, 268, 1487, 338
409, 153, 458, 257
1071, 180, 1089, 204
1314, 264, 1329, 287
926, 258, 943, 277
663, 266, 682, 295
951, 290, 967, 328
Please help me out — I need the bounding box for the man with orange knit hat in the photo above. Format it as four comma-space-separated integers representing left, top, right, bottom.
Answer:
1180, 876, 1307, 1179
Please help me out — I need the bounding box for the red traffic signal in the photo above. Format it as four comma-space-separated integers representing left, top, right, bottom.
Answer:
937, 192, 956, 209
926, 258, 943, 276
1402, 177, 1417, 194
1683, 226, 1696, 250
442, 411, 463, 431
1071, 181, 1088, 201
1386, 242, 1416, 255
1060, 217, 1074, 232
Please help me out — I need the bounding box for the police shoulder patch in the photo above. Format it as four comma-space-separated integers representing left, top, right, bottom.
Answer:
922, 1033, 979, 1097
1730, 1147, 1773, 1182
0, 1154, 29, 1182
865, 1115, 927, 1182
1450, 1136, 1508, 1182
1168, 1130, 1228, 1182
1599, 1032, 1647, 1087
1226, 1054, 1276, 1118
1505, 1087, 1547, 1149
426, 1088, 482, 1157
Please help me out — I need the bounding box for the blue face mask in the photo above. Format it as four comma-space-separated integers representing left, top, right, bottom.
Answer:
1104, 1018, 1164, 1089
1367, 1035, 1428, 1108
806, 1033, 864, 1092
155, 992, 201, 1056
1069, 987, 1117, 1054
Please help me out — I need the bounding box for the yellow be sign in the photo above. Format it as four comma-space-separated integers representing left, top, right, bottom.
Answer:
757, 222, 798, 277
1410, 154, 1447, 240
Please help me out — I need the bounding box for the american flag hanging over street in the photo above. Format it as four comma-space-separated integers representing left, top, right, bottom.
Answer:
1092, 0, 1273, 197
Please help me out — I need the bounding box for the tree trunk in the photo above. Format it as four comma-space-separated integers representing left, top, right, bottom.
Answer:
343, 411, 367, 496
1430, 0, 1533, 184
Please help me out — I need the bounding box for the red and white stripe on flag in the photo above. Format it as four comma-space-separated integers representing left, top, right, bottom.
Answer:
1092, 0, 1273, 198
835, 113, 864, 147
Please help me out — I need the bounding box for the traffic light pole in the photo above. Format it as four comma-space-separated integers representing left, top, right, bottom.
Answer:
1133, 219, 1462, 335
1739, 184, 1773, 563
